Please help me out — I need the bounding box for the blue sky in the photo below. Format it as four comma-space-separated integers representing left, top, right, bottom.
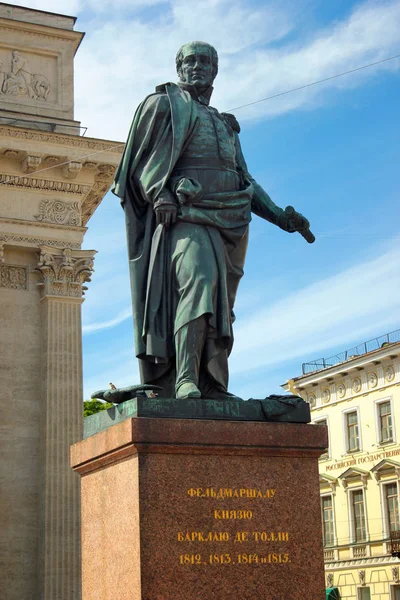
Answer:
9, 0, 400, 399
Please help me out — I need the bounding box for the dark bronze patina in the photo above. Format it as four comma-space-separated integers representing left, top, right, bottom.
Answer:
109, 41, 314, 403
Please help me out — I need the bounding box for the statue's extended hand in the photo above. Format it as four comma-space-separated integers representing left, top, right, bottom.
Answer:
155, 203, 178, 227
284, 206, 315, 243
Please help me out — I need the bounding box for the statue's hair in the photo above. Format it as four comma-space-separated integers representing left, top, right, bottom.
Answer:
176, 42, 218, 80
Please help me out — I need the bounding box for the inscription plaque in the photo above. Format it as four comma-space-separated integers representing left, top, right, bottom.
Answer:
174, 486, 290, 570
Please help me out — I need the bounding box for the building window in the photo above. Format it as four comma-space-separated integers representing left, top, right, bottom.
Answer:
378, 401, 393, 443
358, 588, 371, 600
346, 411, 360, 452
391, 584, 400, 600
385, 482, 400, 533
321, 495, 335, 546
352, 489, 367, 542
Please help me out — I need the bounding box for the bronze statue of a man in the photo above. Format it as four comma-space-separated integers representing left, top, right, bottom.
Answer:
112, 41, 312, 400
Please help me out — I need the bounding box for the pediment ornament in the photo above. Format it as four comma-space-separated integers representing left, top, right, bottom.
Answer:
339, 467, 369, 488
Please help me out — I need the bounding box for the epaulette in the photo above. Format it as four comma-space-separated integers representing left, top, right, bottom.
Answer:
221, 112, 241, 133
155, 82, 173, 93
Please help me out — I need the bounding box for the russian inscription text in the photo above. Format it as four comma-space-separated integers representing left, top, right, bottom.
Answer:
177, 484, 290, 568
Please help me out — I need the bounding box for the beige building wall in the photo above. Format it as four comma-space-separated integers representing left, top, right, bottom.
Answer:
284, 333, 400, 600
0, 4, 123, 599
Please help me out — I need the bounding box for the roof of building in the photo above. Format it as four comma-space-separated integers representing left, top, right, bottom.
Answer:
300, 328, 400, 377
0, 2, 77, 27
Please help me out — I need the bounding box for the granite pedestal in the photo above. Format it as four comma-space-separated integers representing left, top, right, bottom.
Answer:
71, 407, 327, 600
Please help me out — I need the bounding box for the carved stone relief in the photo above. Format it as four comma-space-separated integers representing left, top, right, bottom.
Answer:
358, 570, 366, 586
35, 246, 95, 298
352, 378, 362, 394
337, 383, 346, 398
34, 199, 81, 226
368, 372, 378, 389
22, 153, 42, 173
393, 566, 399, 583
3, 149, 19, 158
307, 393, 316, 408
0, 264, 28, 290
0, 50, 50, 100
83, 161, 98, 171
385, 366, 395, 383
62, 161, 82, 180
326, 573, 334, 587
43, 155, 60, 166
96, 164, 116, 181
322, 388, 331, 403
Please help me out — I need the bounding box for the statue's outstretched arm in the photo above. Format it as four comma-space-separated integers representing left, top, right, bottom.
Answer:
233, 129, 315, 243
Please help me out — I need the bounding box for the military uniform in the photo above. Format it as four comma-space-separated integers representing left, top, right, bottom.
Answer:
113, 82, 288, 398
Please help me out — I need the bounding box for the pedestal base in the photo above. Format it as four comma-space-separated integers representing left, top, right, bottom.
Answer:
71, 417, 327, 600
83, 396, 311, 439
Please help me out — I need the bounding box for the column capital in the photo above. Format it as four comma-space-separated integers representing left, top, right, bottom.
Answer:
35, 245, 96, 299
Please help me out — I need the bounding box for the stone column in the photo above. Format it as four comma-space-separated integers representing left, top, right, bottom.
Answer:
35, 246, 95, 600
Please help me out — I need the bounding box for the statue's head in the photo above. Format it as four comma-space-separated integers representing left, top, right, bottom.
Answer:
176, 41, 218, 91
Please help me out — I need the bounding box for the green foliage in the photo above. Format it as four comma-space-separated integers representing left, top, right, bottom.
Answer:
83, 399, 113, 417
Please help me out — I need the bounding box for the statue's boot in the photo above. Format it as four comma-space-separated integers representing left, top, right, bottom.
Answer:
175, 316, 207, 399
198, 346, 242, 400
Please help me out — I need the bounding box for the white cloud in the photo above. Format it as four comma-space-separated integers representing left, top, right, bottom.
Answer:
217, 0, 400, 118
229, 240, 400, 374
83, 306, 132, 333
70, 0, 400, 141
7, 0, 398, 140
84, 0, 166, 10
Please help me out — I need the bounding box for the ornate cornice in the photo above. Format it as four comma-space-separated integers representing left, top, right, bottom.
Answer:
0, 127, 120, 224
0, 233, 80, 250
0, 125, 124, 153
0, 19, 84, 45
81, 181, 110, 224
0, 216, 84, 232
35, 245, 96, 298
325, 555, 398, 569
0, 173, 90, 194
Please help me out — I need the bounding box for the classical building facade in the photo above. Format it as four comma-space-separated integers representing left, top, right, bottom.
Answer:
0, 4, 122, 599
284, 331, 400, 600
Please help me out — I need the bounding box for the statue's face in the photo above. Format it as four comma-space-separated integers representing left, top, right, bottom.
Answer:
179, 45, 215, 90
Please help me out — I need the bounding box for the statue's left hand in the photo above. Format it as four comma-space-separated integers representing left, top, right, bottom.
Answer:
155, 203, 178, 227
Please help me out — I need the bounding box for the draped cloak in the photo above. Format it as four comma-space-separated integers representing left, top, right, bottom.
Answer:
112, 82, 285, 390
